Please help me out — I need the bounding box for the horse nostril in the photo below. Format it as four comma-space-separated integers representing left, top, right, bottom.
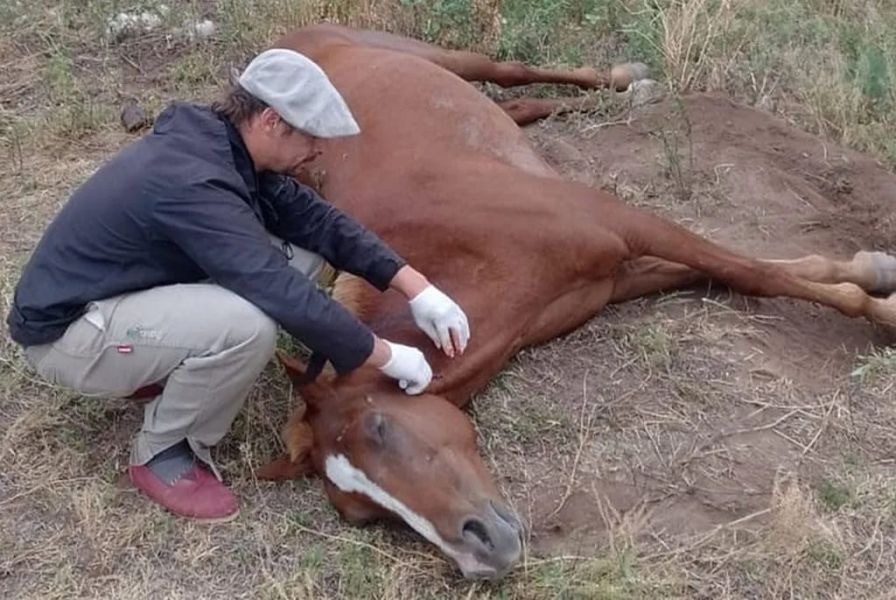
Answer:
462, 518, 494, 552
490, 501, 521, 530
490, 501, 525, 541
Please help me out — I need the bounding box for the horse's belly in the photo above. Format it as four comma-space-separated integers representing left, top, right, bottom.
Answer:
525, 280, 615, 346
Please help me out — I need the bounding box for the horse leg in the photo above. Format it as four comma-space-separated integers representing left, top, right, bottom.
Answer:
425, 49, 646, 92
610, 250, 896, 304
610, 257, 705, 303
763, 251, 896, 295
497, 96, 606, 126
589, 198, 896, 327
284, 24, 647, 92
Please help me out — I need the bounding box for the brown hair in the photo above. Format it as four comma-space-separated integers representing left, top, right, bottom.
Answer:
211, 83, 269, 128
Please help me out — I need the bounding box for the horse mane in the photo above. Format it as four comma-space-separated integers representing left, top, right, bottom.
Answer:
331, 272, 379, 321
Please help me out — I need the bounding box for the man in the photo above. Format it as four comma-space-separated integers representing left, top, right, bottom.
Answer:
6, 49, 471, 523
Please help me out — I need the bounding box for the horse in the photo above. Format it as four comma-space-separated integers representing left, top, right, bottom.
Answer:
255, 24, 896, 579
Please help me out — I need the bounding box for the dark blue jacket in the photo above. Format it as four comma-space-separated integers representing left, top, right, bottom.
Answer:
7, 103, 405, 373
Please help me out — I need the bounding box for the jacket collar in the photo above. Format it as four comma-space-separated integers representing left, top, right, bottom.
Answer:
151, 102, 260, 198
222, 117, 260, 198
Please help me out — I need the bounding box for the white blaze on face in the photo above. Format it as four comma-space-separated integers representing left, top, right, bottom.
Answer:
324, 454, 486, 575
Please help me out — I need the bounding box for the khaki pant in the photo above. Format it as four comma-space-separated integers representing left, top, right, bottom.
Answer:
22, 238, 324, 477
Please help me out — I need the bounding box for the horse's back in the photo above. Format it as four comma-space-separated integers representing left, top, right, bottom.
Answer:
273, 28, 555, 180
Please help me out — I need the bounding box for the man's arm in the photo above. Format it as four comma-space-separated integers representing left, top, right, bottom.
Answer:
152, 181, 430, 389
261, 175, 405, 290
263, 175, 471, 355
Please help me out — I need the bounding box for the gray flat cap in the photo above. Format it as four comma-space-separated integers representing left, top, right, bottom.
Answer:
238, 48, 360, 138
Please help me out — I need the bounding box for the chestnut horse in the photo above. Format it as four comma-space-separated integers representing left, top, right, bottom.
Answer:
257, 24, 896, 579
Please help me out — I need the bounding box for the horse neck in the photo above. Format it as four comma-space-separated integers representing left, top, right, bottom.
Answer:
324, 177, 620, 402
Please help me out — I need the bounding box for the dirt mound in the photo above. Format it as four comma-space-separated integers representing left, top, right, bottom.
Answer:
473, 93, 896, 556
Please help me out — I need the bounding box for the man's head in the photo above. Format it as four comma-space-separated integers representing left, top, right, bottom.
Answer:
214, 48, 360, 174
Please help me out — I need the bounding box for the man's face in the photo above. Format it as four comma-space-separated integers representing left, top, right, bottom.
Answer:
267, 120, 321, 174
253, 107, 322, 175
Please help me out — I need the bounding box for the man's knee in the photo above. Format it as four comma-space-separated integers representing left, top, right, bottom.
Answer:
224, 296, 278, 354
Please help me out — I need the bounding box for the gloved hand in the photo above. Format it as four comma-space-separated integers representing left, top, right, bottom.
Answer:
408, 285, 470, 357
378, 340, 433, 394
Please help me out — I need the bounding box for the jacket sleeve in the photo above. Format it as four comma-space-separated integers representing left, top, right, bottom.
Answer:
261, 175, 406, 291
151, 181, 375, 373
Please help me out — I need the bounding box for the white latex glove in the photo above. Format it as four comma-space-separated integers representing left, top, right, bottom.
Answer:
378, 341, 433, 395
408, 285, 471, 356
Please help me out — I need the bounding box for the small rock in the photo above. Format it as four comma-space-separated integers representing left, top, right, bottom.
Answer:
191, 19, 216, 40
106, 10, 163, 41
174, 18, 217, 42
120, 98, 151, 133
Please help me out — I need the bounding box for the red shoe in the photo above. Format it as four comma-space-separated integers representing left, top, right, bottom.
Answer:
128, 463, 239, 523
126, 383, 164, 400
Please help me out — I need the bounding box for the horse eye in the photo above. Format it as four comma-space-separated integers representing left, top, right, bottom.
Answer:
365, 412, 388, 446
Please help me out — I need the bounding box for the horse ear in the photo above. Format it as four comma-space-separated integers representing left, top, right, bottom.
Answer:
275, 350, 336, 406
256, 405, 315, 481
256, 453, 311, 480
276, 350, 310, 382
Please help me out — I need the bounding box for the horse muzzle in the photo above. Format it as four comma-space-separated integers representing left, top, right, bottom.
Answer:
451, 500, 524, 580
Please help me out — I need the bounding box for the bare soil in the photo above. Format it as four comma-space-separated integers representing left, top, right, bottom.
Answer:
488, 92, 896, 555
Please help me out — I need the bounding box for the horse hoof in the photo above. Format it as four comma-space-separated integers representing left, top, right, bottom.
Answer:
876, 292, 896, 330
609, 62, 650, 92
629, 79, 666, 106
625, 62, 650, 82
855, 251, 896, 293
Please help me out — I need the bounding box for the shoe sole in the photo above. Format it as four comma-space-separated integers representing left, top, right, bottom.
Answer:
185, 507, 241, 524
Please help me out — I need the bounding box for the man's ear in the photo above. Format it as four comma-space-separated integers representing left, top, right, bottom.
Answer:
276, 351, 337, 407
259, 106, 281, 132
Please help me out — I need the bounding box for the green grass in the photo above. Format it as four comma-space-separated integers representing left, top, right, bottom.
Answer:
806, 539, 844, 570
851, 347, 896, 383
497, 0, 623, 64
5, 0, 895, 165
815, 478, 853, 512
624, 322, 678, 371
517, 555, 639, 599
499, 0, 896, 166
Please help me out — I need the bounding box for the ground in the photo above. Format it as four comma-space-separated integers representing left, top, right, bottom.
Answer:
2, 2, 896, 599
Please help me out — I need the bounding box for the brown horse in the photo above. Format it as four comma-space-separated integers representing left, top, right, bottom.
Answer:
256, 24, 896, 579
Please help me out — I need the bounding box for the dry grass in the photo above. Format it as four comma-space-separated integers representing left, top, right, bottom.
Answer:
2, 1, 896, 598
618, 0, 896, 166
625, 0, 744, 92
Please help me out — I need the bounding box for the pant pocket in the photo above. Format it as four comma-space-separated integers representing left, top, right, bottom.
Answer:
33, 308, 108, 391
49, 306, 107, 359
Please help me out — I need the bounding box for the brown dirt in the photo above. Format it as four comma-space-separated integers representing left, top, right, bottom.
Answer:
478, 92, 896, 557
